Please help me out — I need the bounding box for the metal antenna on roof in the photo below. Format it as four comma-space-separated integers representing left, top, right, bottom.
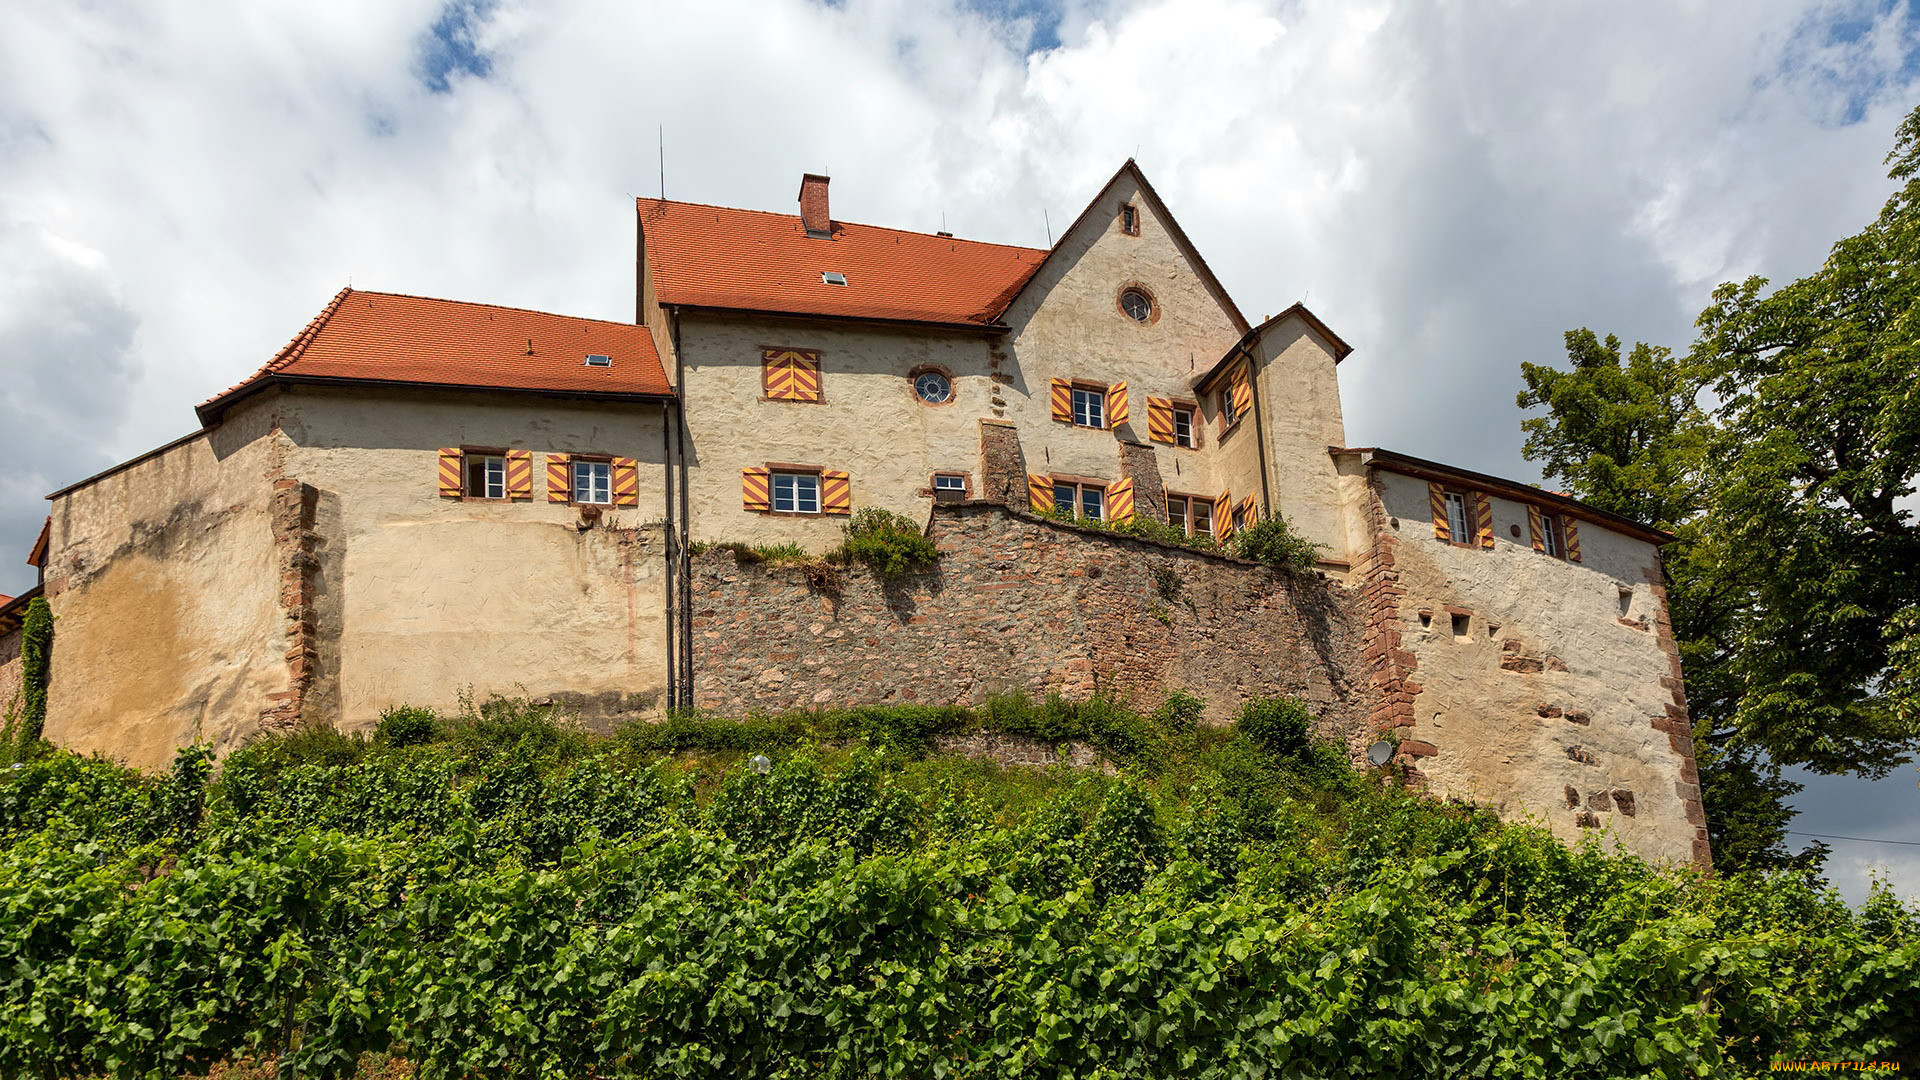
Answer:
526, 338, 535, 356
658, 125, 665, 200
1043, 208, 1052, 247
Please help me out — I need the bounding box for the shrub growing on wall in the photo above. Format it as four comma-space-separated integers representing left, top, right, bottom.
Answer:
839, 508, 938, 576
18, 598, 52, 743
1232, 514, 1323, 573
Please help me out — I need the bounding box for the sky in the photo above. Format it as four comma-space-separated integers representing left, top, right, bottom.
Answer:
1, 0, 1917, 902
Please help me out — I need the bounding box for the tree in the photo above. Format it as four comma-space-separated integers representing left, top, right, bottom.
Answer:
1518, 104, 1920, 869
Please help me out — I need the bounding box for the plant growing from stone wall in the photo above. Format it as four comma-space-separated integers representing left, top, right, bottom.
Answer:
838, 508, 938, 577
18, 598, 52, 744
1231, 514, 1324, 573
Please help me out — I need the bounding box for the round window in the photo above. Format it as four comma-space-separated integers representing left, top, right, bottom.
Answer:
1120, 289, 1153, 323
913, 370, 952, 404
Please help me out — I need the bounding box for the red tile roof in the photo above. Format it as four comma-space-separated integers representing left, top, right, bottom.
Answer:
199, 288, 672, 422
639, 199, 1047, 327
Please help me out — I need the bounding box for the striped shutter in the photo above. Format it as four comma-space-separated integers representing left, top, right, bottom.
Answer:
1049, 378, 1072, 423
762, 348, 823, 402
505, 450, 533, 500
1229, 362, 1253, 421
1475, 491, 1495, 549
821, 470, 852, 514
612, 457, 639, 507
546, 453, 572, 503
1107, 478, 1136, 522
1108, 381, 1129, 427
1028, 473, 1053, 512
1146, 397, 1175, 444
1564, 516, 1582, 562
1429, 482, 1451, 542
742, 467, 771, 512
1214, 490, 1234, 541
1527, 504, 1546, 552
437, 449, 463, 498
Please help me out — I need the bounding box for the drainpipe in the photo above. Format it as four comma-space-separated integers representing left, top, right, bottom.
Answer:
1244, 345, 1274, 516
661, 399, 677, 709
671, 306, 694, 710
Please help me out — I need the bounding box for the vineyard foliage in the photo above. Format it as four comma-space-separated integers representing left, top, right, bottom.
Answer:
0, 695, 1915, 1078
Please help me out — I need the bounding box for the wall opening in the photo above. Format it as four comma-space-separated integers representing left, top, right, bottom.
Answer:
1618, 588, 1634, 618
1450, 612, 1470, 639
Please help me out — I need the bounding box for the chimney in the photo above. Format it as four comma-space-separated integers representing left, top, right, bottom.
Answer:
799, 173, 831, 238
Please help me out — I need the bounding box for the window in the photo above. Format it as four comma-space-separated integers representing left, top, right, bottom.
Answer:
772, 471, 821, 514
1171, 405, 1196, 448
465, 453, 505, 499
1071, 386, 1106, 428
1167, 494, 1212, 538
1119, 289, 1153, 323
1238, 502, 1257, 532
572, 460, 612, 504
933, 473, 967, 494
821, 271, 848, 286
584, 354, 612, 368
761, 348, 824, 403
913, 370, 952, 404
1120, 204, 1139, 235
1219, 386, 1241, 428
1052, 479, 1105, 521
1542, 513, 1566, 559
1444, 491, 1474, 544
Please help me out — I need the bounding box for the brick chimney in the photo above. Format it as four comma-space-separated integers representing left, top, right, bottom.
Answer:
799, 173, 831, 237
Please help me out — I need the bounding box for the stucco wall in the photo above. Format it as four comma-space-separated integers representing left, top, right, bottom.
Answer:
1249, 321, 1351, 561
1368, 468, 1701, 866
0, 624, 21, 722
691, 502, 1370, 742
273, 386, 671, 729
41, 404, 286, 769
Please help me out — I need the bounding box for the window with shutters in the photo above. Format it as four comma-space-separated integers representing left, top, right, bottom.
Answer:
1049, 479, 1106, 521
1443, 490, 1475, 545
1218, 385, 1241, 428
761, 347, 824, 403
1541, 512, 1566, 559
1071, 386, 1106, 428
1171, 405, 1196, 448
1166, 493, 1212, 538
1238, 501, 1257, 533
571, 460, 612, 505
772, 471, 822, 514
464, 453, 506, 499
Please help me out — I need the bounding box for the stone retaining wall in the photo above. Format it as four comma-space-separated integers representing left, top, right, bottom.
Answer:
690, 502, 1370, 743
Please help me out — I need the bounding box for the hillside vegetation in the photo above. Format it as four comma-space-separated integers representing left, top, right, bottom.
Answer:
0, 693, 1914, 1078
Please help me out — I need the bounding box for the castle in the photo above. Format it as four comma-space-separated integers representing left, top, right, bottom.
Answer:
0, 162, 1708, 868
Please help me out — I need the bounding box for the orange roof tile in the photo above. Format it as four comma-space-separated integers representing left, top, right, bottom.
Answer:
639, 199, 1047, 327
199, 288, 672, 422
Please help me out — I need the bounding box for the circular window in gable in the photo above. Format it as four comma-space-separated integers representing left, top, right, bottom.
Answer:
1119, 288, 1155, 323
913, 368, 953, 404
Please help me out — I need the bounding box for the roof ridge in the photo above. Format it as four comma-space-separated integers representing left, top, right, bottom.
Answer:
266, 285, 352, 374
335, 288, 646, 329
637, 196, 1046, 255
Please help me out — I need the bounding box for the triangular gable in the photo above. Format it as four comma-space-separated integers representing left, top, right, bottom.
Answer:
989, 159, 1251, 334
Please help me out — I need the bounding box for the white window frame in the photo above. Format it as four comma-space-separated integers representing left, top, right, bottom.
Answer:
1171, 406, 1196, 448
465, 453, 506, 500
1219, 387, 1241, 428
1070, 386, 1106, 429
1542, 512, 1565, 559
771, 471, 822, 514
1051, 479, 1105, 521
932, 473, 967, 494
573, 459, 612, 505
1444, 491, 1474, 544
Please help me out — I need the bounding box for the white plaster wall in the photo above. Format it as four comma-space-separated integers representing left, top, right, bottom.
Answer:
1372, 468, 1696, 865
1250, 321, 1351, 560
275, 386, 671, 728
41, 402, 285, 769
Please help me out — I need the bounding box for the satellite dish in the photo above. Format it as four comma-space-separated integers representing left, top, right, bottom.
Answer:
1366, 741, 1395, 767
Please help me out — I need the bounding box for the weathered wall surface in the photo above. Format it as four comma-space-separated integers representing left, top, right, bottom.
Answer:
274, 386, 671, 729
0, 624, 21, 720
41, 403, 287, 769
1368, 468, 1704, 866
1249, 320, 1351, 561
690, 502, 1370, 741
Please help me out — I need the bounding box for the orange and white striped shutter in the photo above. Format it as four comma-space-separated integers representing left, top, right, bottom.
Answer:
1429, 483, 1450, 542
821, 470, 852, 514
1107, 478, 1135, 522
546, 453, 572, 503
1475, 491, 1494, 549
741, 467, 771, 512
1527, 505, 1546, 552
1049, 378, 1072, 423
1108, 381, 1129, 427
1564, 516, 1582, 562
437, 449, 463, 498
1028, 473, 1053, 512
612, 457, 639, 507
761, 348, 823, 402
1214, 490, 1234, 541
1237, 496, 1256, 529
505, 450, 533, 500
1146, 398, 1174, 444
1229, 362, 1254, 420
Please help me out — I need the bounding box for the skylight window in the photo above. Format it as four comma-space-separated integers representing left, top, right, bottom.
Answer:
584, 354, 613, 367
821, 271, 848, 286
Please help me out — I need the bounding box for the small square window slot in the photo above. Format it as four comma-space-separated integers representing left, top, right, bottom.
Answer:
1618, 588, 1634, 618
1451, 612, 1471, 639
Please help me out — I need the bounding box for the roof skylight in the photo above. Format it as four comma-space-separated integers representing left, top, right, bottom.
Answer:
821, 272, 848, 286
